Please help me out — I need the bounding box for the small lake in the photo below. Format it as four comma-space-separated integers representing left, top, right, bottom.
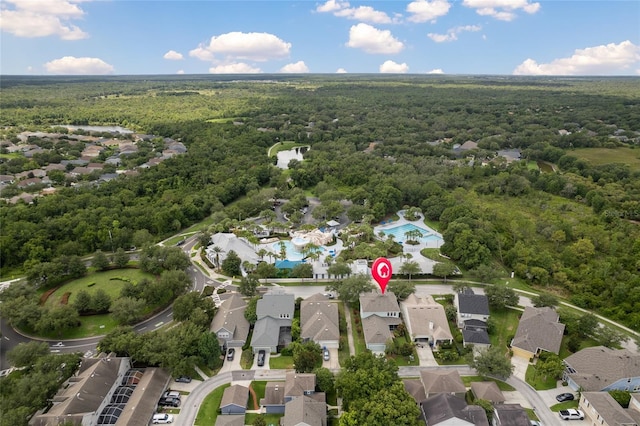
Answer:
62, 125, 134, 134
277, 146, 309, 169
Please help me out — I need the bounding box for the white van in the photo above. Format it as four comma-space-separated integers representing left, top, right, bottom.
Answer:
152, 413, 174, 424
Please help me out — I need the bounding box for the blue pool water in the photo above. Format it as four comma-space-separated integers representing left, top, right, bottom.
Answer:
271, 241, 322, 261
381, 223, 443, 245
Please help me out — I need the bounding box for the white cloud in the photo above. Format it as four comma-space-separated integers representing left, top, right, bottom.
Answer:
406, 0, 451, 23
191, 31, 291, 62
346, 23, 404, 54
336, 68, 348, 73
45, 56, 114, 74
0, 0, 89, 39
316, 0, 393, 23
316, 0, 346, 13
209, 63, 262, 74
380, 60, 409, 73
427, 68, 444, 74
163, 50, 183, 60
463, 0, 540, 21
428, 24, 481, 43
177, 70, 185, 74
280, 61, 309, 73
514, 40, 640, 76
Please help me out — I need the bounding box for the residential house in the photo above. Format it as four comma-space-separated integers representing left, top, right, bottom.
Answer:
419, 394, 489, 426
220, 385, 249, 415
251, 290, 294, 353
300, 294, 339, 349
403, 379, 426, 403
470, 382, 505, 404
260, 373, 321, 414
456, 289, 490, 350
460, 140, 478, 150
492, 404, 530, 426
210, 294, 250, 350
456, 289, 490, 328
420, 369, 466, 398
281, 396, 327, 426
579, 392, 639, 426
511, 307, 565, 360
31, 354, 170, 426
359, 291, 402, 353
16, 177, 42, 188
400, 294, 453, 347
563, 346, 640, 392
0, 175, 15, 185
8, 192, 35, 204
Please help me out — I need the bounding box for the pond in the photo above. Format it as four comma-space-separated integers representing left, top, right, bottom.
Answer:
276, 146, 309, 169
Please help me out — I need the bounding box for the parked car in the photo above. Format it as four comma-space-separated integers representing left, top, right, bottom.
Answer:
227, 348, 235, 361
163, 390, 180, 399
556, 393, 575, 402
257, 350, 266, 367
158, 397, 181, 407
176, 239, 186, 246
175, 375, 191, 383
530, 421, 542, 426
323, 348, 330, 361
559, 409, 584, 420
152, 413, 174, 424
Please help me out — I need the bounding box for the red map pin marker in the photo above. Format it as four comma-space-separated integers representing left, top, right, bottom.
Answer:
371, 257, 392, 294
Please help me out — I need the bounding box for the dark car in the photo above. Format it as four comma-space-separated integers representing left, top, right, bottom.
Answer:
158, 397, 181, 407
227, 348, 235, 361
556, 393, 575, 402
175, 376, 191, 383
176, 239, 186, 246
257, 350, 266, 367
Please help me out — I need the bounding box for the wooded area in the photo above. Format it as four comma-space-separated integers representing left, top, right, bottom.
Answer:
1, 75, 639, 330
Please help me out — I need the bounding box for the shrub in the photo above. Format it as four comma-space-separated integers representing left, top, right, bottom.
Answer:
280, 346, 293, 356
217, 288, 227, 294
202, 286, 214, 297
87, 282, 96, 287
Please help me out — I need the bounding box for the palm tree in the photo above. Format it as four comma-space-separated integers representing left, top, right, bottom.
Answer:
211, 246, 223, 271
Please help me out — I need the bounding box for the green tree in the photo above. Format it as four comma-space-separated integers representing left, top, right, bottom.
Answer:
399, 260, 420, 281
7, 341, 50, 367
73, 290, 93, 314
314, 367, 335, 393
252, 416, 267, 426
336, 352, 399, 411
239, 274, 259, 296
339, 381, 420, 426
474, 398, 494, 423
432, 262, 457, 282
91, 289, 112, 313
327, 261, 352, 279
468, 346, 514, 379
291, 263, 313, 279
92, 250, 110, 271
36, 305, 80, 337
245, 296, 259, 324
113, 248, 130, 268
222, 250, 242, 276
536, 353, 565, 381
172, 292, 204, 322
110, 297, 146, 325
531, 293, 559, 308
388, 281, 415, 301
325, 274, 373, 307
198, 331, 222, 369
609, 390, 631, 408
291, 341, 322, 373
484, 285, 519, 310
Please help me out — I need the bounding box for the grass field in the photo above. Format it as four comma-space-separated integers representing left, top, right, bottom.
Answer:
571, 147, 640, 171
488, 307, 521, 349
194, 384, 229, 426
461, 376, 515, 391
44, 268, 153, 306
269, 355, 294, 369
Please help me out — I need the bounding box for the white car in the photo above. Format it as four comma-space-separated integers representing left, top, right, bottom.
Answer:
152, 413, 174, 424
559, 409, 584, 420
163, 390, 180, 399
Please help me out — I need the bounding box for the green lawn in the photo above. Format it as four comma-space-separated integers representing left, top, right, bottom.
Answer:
250, 381, 269, 402
194, 383, 229, 426
525, 364, 557, 390
269, 355, 294, 369
461, 376, 515, 391
337, 302, 351, 364
488, 307, 521, 349
44, 268, 153, 306
550, 400, 579, 412
245, 413, 283, 425
572, 146, 640, 171
350, 308, 367, 354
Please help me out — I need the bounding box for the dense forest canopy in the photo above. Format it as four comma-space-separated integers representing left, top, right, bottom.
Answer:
1, 75, 639, 329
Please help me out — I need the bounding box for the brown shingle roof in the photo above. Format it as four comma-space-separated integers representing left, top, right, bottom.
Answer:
220, 385, 249, 409
470, 381, 505, 403
565, 346, 640, 391
511, 307, 565, 355
420, 369, 466, 395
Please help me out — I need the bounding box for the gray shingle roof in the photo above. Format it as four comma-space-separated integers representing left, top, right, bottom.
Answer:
300, 297, 339, 344
220, 385, 249, 409
281, 395, 327, 426
493, 404, 531, 426
470, 381, 505, 403
210, 294, 249, 342
564, 346, 640, 391
256, 291, 295, 320
511, 307, 565, 355
457, 291, 489, 315
285, 373, 316, 397
420, 369, 466, 394
360, 291, 400, 314
401, 294, 453, 342
362, 315, 400, 346
251, 316, 291, 348
462, 328, 491, 345
582, 392, 638, 426
420, 394, 489, 426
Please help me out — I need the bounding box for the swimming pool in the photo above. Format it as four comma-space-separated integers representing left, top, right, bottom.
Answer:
380, 223, 444, 245
271, 241, 322, 261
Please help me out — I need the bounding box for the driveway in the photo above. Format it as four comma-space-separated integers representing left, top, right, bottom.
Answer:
219, 348, 243, 373
252, 351, 270, 370
322, 347, 340, 369
417, 345, 438, 366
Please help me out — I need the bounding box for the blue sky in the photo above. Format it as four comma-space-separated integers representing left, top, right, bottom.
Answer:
1, 0, 639, 75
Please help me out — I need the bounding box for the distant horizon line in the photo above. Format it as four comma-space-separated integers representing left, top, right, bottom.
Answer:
2, 73, 639, 78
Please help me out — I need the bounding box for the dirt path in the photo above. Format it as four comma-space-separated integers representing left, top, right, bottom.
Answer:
248, 384, 259, 409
